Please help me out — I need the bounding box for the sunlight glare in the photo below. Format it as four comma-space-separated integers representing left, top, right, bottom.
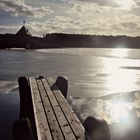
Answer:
110, 48, 128, 58
105, 72, 137, 93
102, 49, 138, 93
110, 102, 130, 121
105, 100, 136, 134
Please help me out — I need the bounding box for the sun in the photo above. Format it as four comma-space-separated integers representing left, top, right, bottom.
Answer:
114, 0, 134, 9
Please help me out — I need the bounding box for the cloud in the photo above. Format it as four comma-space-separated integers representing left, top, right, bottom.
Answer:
0, 0, 53, 18
134, 0, 140, 6
20, 2, 140, 37
0, 25, 20, 34
1, 0, 140, 36
121, 22, 140, 30
28, 15, 113, 35
128, 0, 140, 17
27, 16, 83, 35
78, 0, 119, 7
67, 1, 140, 36
131, 6, 140, 16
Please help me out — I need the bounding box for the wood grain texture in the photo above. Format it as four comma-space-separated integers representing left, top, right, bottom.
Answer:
29, 77, 52, 140
47, 77, 85, 140
42, 78, 76, 140
27, 77, 85, 140
37, 79, 64, 140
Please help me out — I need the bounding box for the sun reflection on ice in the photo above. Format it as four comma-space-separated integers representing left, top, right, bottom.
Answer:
96, 48, 139, 125
102, 49, 139, 94
105, 72, 138, 93
108, 101, 131, 122
110, 48, 129, 58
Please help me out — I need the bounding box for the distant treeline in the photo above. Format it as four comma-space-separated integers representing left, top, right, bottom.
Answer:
1, 33, 140, 49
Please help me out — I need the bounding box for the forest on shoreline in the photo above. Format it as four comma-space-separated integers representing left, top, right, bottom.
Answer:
1, 32, 140, 49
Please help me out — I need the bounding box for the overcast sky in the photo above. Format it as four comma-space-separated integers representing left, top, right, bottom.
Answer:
1, 0, 140, 36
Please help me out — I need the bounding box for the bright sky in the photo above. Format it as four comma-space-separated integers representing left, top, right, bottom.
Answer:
0, 0, 140, 36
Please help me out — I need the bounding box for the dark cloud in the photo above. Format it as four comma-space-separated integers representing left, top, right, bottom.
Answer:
0, 0, 53, 18
121, 22, 140, 30
78, 0, 119, 7
131, 6, 140, 17
134, 0, 140, 6
131, 0, 140, 17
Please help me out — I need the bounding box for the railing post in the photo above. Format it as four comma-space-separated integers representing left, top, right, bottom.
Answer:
13, 118, 34, 140
83, 116, 110, 140
56, 76, 68, 98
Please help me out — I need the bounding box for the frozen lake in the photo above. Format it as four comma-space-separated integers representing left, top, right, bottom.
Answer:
0, 48, 140, 140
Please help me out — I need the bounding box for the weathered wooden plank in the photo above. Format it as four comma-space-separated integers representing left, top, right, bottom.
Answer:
47, 77, 85, 140
29, 77, 52, 140
36, 79, 65, 140
53, 106, 77, 140
41, 78, 76, 140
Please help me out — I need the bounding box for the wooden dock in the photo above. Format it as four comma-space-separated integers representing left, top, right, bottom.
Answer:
13, 76, 110, 140
13, 76, 85, 140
